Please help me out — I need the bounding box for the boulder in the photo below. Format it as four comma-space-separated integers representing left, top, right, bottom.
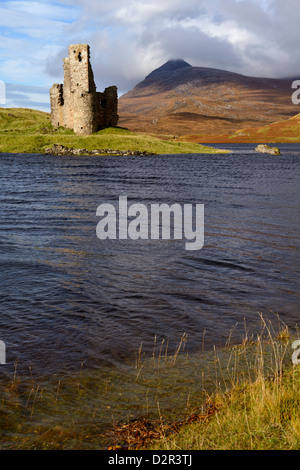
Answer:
255, 144, 280, 155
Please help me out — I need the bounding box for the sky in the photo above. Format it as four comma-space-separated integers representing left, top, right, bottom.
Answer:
0, 0, 299, 111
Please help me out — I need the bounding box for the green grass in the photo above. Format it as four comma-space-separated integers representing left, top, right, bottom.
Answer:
145, 367, 300, 450
0, 108, 227, 154
144, 320, 300, 450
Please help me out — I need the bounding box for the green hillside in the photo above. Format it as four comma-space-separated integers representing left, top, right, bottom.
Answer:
0, 108, 226, 154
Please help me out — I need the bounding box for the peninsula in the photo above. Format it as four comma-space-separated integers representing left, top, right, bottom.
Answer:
0, 108, 227, 155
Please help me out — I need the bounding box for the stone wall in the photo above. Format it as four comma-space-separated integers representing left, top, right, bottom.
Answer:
100, 86, 119, 128
50, 44, 118, 135
49, 83, 64, 128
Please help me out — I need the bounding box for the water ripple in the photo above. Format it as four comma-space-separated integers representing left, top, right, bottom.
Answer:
0, 145, 299, 375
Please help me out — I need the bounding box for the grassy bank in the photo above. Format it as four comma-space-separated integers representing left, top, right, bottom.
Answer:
0, 317, 299, 450
145, 361, 300, 450
0, 108, 227, 154
118, 320, 300, 451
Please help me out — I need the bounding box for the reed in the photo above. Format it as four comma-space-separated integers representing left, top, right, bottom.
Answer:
143, 317, 300, 450
0, 315, 298, 450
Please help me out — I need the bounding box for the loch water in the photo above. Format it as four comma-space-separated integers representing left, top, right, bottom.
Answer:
0, 144, 299, 377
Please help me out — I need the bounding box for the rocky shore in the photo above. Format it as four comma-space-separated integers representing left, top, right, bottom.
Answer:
44, 144, 156, 156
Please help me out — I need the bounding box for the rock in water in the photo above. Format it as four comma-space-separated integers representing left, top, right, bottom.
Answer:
255, 144, 280, 155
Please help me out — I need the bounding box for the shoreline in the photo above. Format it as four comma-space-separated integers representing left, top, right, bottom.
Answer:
0, 321, 299, 450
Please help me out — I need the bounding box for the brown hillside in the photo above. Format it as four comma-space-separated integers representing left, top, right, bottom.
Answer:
118, 60, 298, 137
179, 113, 300, 144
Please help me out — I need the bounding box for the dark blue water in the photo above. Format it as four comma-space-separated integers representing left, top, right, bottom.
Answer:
0, 144, 299, 376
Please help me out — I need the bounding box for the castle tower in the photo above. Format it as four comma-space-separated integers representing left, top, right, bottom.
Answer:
50, 44, 119, 135
68, 44, 98, 135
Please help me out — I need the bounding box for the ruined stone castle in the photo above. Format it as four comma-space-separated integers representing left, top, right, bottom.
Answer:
50, 44, 118, 135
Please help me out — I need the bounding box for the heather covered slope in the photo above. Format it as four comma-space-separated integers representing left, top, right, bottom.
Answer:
228, 112, 300, 143
118, 60, 297, 137
181, 112, 300, 144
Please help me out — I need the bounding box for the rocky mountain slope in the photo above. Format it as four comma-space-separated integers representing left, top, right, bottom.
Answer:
118, 60, 297, 137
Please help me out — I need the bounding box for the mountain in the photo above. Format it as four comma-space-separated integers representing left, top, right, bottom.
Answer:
118, 60, 298, 137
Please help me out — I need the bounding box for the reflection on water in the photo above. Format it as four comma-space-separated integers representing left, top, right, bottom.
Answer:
0, 144, 299, 376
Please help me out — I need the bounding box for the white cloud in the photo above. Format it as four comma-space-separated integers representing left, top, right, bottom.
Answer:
3, 83, 50, 111
60, 0, 300, 83
0, 0, 299, 110
3, 1, 78, 21
0, 5, 68, 39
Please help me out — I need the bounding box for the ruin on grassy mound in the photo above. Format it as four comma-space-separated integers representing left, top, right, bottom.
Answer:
50, 44, 118, 135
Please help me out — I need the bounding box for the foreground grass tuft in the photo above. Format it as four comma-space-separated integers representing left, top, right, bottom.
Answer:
143, 319, 300, 450
145, 367, 300, 450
